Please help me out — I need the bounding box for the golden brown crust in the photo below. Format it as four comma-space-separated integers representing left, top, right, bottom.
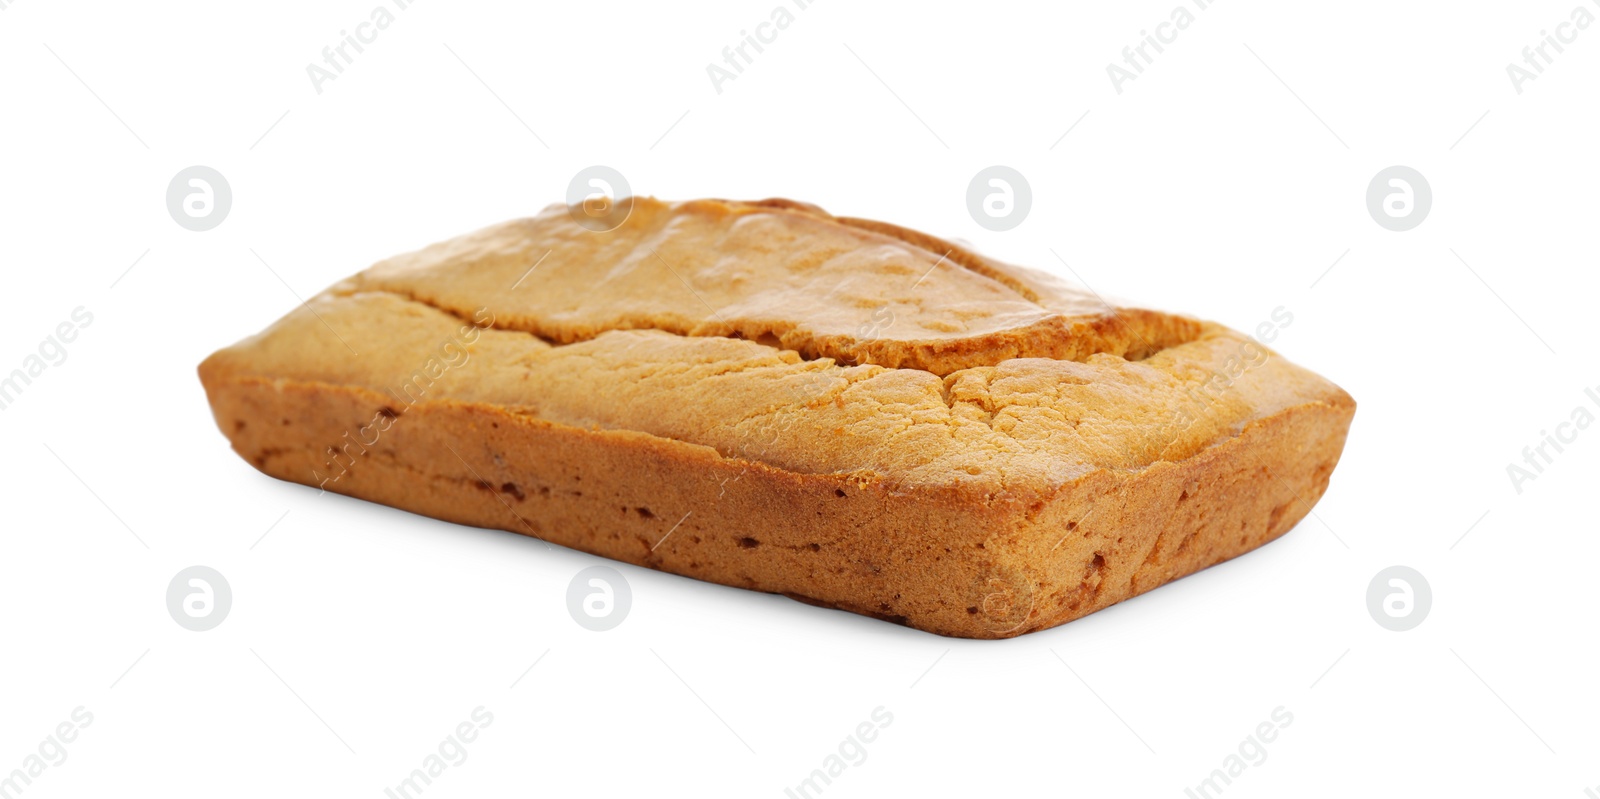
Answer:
197, 197, 1356, 637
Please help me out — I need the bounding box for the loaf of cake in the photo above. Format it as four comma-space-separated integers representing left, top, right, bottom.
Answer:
198, 197, 1354, 638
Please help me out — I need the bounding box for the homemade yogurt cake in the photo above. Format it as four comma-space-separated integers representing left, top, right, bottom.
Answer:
198, 197, 1354, 638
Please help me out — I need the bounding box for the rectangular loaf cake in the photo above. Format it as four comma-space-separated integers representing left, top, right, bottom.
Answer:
198, 197, 1354, 638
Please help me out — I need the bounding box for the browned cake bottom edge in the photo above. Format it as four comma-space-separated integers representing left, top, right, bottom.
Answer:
201, 373, 1355, 639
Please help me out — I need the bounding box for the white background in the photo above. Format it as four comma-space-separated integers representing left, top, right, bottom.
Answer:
2, 1, 1597, 796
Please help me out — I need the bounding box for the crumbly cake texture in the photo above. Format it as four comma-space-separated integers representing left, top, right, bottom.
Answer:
199, 197, 1355, 638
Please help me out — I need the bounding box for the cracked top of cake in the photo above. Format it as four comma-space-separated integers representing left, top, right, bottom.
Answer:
199, 197, 1352, 494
